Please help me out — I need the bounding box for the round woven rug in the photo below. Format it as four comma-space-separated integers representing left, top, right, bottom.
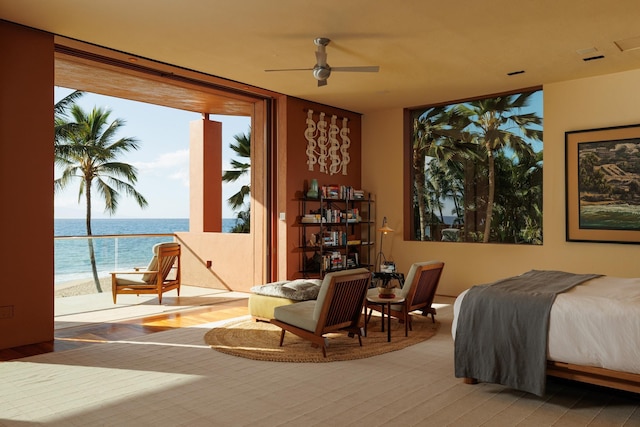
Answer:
204, 314, 439, 362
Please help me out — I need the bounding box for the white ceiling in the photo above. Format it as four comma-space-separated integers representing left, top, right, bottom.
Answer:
3, 0, 640, 114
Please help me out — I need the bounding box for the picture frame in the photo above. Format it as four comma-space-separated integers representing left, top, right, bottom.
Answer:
566, 124, 640, 243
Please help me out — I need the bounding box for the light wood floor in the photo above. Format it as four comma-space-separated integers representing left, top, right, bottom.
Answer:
0, 299, 248, 362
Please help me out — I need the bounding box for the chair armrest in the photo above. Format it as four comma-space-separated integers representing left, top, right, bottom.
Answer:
110, 270, 159, 276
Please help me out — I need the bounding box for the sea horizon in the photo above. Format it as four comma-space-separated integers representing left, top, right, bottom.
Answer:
54, 218, 237, 285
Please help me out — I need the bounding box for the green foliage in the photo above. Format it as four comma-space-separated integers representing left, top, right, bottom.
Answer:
54, 98, 147, 291
410, 90, 543, 244
579, 152, 610, 194
222, 129, 251, 233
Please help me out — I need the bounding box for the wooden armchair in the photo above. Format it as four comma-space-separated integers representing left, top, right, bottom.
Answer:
366, 260, 444, 336
270, 268, 371, 357
110, 242, 181, 304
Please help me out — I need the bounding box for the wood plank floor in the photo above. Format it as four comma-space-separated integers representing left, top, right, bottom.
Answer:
0, 299, 248, 362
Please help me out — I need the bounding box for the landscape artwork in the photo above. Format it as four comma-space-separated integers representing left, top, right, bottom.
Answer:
566, 124, 640, 243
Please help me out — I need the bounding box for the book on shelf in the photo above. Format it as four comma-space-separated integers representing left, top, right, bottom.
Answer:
320, 185, 367, 200
301, 214, 323, 223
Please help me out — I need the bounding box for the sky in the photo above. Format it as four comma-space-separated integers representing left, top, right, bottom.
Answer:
54, 87, 251, 219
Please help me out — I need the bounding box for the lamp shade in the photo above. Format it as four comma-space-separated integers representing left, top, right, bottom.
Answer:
378, 225, 394, 233
378, 216, 394, 233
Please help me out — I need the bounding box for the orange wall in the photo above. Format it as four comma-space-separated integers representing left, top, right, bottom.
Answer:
362, 68, 640, 297
281, 97, 362, 279
0, 22, 55, 349
0, 23, 362, 349
189, 118, 222, 232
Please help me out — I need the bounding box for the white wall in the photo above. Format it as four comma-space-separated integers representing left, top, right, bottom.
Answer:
362, 68, 640, 296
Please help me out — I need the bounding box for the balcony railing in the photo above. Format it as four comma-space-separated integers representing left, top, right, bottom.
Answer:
54, 233, 177, 292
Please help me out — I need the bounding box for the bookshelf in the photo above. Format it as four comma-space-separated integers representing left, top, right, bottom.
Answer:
297, 186, 374, 277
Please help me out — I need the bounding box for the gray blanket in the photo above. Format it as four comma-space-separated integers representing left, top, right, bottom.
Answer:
454, 270, 600, 396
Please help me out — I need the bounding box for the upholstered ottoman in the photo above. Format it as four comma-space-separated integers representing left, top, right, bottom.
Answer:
249, 278, 322, 320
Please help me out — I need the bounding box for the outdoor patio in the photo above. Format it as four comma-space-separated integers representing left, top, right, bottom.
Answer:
55, 285, 250, 330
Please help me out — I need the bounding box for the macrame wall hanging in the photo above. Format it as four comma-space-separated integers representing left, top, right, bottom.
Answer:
304, 109, 351, 175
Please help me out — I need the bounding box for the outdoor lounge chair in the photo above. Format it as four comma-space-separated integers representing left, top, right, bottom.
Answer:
270, 268, 371, 357
110, 242, 181, 304
365, 260, 444, 336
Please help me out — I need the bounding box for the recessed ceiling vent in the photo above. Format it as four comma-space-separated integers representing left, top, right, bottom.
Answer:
582, 55, 605, 62
576, 47, 598, 56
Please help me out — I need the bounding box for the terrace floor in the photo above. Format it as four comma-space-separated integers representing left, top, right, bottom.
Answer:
1, 286, 249, 361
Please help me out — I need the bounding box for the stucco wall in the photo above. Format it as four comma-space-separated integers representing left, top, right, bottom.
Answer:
0, 22, 54, 349
362, 68, 640, 297
281, 97, 363, 279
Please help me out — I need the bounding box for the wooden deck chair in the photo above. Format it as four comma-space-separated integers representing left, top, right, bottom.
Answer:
271, 268, 371, 357
366, 260, 444, 337
111, 242, 181, 304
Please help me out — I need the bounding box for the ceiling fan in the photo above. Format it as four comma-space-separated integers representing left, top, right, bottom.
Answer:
265, 37, 380, 87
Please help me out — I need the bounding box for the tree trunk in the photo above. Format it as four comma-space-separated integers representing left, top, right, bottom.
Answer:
483, 146, 495, 243
85, 182, 102, 293
413, 150, 427, 240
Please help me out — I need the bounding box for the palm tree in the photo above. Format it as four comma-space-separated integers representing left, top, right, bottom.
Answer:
460, 91, 543, 242
412, 107, 473, 240
54, 104, 148, 292
222, 129, 251, 233
54, 90, 84, 155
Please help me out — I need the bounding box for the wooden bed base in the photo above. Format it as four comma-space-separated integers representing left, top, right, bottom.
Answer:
464, 362, 640, 394
546, 361, 640, 394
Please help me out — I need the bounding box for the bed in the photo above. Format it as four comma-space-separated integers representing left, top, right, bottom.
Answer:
452, 270, 640, 396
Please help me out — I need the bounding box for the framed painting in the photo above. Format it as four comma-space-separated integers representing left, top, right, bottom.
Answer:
566, 124, 640, 243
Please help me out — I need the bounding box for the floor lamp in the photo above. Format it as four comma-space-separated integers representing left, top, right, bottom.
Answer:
375, 216, 394, 272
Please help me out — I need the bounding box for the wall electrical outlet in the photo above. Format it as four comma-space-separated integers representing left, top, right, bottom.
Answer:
0, 305, 14, 319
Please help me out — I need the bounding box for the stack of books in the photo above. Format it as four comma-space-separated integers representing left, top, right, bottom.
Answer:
320, 185, 367, 200
301, 214, 323, 223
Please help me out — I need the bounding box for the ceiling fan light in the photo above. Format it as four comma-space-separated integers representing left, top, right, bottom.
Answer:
313, 65, 331, 81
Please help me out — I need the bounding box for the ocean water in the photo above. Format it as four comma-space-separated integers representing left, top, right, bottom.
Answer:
54, 218, 236, 285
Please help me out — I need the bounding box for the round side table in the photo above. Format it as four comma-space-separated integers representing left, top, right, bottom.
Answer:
365, 289, 405, 342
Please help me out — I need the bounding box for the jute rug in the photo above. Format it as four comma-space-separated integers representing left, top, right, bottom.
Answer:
204, 314, 439, 362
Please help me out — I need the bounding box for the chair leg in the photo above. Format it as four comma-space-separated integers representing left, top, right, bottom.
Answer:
404, 305, 410, 337
279, 329, 286, 347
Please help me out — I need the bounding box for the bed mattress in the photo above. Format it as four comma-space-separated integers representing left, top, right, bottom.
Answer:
453, 275, 640, 375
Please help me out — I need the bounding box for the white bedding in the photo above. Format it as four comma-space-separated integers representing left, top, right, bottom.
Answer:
452, 275, 640, 375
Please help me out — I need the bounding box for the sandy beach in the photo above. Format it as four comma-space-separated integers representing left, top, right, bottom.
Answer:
55, 277, 112, 298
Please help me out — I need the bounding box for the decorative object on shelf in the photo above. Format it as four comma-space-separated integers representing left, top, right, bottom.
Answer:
304, 110, 351, 176
298, 193, 374, 277
306, 178, 319, 199
376, 217, 394, 272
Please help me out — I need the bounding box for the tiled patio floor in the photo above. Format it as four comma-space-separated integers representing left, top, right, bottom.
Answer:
55, 286, 250, 329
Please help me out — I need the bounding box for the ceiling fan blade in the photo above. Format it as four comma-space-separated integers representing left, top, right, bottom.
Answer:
265, 67, 313, 72
317, 79, 328, 87
331, 66, 380, 73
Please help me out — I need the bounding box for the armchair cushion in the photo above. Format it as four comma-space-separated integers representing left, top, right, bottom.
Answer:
251, 279, 322, 301
273, 300, 317, 332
